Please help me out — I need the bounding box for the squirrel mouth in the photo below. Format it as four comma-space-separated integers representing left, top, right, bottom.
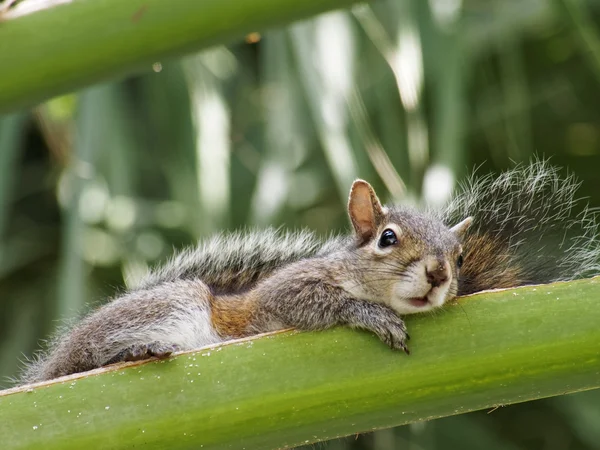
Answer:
408, 297, 429, 307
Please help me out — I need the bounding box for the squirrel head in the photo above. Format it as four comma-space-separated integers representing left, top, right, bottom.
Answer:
346, 180, 472, 314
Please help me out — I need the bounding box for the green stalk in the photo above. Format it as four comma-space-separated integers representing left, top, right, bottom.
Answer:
2, 278, 599, 449
0, 0, 363, 113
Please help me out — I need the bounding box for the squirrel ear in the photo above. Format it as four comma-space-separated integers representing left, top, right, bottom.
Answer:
450, 216, 473, 238
348, 179, 386, 243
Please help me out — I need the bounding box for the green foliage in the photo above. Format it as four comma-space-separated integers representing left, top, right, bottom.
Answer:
1, 0, 600, 448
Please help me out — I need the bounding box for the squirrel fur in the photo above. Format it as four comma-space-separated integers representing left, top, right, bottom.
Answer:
19, 161, 600, 384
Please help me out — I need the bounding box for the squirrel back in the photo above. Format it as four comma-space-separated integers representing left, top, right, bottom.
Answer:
138, 229, 349, 295
443, 161, 600, 294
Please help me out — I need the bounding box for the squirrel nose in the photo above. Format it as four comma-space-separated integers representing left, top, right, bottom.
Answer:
426, 261, 448, 288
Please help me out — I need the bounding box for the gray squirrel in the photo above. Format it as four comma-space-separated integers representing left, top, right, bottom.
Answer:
20, 161, 600, 383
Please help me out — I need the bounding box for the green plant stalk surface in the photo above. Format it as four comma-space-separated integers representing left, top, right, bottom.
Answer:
0, 0, 363, 113
2, 278, 599, 449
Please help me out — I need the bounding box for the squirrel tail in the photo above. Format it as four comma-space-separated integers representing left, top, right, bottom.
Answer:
443, 160, 600, 295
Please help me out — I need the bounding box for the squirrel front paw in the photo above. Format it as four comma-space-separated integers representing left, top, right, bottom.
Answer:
370, 315, 410, 354
343, 300, 410, 354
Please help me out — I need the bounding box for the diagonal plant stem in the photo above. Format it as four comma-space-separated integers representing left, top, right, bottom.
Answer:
0, 0, 365, 113
1, 278, 599, 450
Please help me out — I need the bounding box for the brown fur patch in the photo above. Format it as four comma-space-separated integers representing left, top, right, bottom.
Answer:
209, 295, 257, 338
459, 233, 523, 295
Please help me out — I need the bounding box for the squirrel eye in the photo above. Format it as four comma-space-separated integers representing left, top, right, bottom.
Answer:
378, 229, 398, 248
457, 254, 464, 268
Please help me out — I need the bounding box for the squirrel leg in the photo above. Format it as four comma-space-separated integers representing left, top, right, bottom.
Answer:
257, 280, 410, 353
104, 342, 181, 365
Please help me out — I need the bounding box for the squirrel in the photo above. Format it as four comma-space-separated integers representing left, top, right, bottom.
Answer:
19, 161, 600, 384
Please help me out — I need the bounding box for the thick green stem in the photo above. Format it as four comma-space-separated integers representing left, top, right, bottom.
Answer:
2, 278, 599, 449
0, 0, 363, 113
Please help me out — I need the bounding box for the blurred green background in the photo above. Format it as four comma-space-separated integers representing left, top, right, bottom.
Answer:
1, 0, 600, 448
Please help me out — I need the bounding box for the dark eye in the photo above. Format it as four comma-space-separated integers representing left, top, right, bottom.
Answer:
457, 254, 464, 268
378, 229, 398, 248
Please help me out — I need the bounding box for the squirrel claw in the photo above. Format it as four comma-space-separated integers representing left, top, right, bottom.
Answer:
106, 341, 181, 365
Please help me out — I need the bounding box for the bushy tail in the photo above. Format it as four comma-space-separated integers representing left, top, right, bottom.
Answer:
138, 228, 348, 295
443, 161, 600, 295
